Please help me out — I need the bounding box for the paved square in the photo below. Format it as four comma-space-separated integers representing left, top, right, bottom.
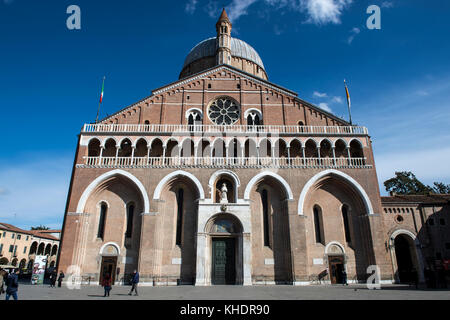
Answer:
7, 283, 450, 300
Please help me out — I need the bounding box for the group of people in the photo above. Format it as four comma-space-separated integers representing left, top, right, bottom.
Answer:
49, 270, 65, 288
101, 270, 139, 297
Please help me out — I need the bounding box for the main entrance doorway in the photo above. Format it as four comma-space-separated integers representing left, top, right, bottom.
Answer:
212, 238, 236, 285
328, 256, 345, 284
99, 256, 117, 285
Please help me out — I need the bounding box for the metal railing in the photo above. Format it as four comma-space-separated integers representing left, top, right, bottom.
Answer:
82, 123, 368, 135
80, 156, 370, 169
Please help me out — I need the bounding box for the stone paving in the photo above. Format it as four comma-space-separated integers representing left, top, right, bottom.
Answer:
5, 282, 450, 300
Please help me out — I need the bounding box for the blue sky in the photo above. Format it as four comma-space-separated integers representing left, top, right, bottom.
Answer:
1, 0, 449, 230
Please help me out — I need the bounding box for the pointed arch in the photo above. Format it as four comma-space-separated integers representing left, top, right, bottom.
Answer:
298, 169, 374, 216
76, 169, 150, 213
153, 170, 205, 200
244, 171, 293, 200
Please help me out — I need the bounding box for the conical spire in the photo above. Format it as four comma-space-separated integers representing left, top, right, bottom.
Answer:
216, 8, 231, 27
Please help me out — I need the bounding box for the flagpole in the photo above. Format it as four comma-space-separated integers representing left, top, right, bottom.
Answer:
344, 79, 352, 125
95, 76, 106, 123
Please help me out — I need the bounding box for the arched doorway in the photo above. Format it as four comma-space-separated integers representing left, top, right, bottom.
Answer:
99, 243, 119, 285
394, 234, 418, 283
206, 214, 243, 285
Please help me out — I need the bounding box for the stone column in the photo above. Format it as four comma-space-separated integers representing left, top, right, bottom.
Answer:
195, 233, 208, 286
243, 232, 252, 285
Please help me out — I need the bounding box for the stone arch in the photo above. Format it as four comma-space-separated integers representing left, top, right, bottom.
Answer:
208, 170, 241, 202
244, 171, 293, 200
76, 169, 150, 214
153, 170, 205, 200
298, 169, 374, 216
388, 229, 425, 283
99, 242, 121, 256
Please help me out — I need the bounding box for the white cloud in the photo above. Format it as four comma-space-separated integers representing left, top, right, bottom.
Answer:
332, 96, 343, 103
205, 0, 352, 25
347, 27, 360, 44
299, 0, 353, 25
226, 0, 259, 21
318, 102, 332, 112
313, 91, 328, 98
185, 0, 198, 14
381, 1, 394, 8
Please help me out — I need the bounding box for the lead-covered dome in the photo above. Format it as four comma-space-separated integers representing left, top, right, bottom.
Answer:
182, 37, 265, 71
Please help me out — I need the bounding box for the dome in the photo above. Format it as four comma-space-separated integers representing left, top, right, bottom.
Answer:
182, 37, 266, 71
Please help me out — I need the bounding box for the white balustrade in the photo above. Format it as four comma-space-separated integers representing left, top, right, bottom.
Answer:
82, 123, 368, 135
81, 156, 370, 169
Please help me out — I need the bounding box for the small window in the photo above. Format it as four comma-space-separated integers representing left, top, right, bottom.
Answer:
428, 218, 435, 226
144, 120, 150, 125
208, 84, 211, 89
26, 236, 29, 241
187, 95, 190, 100
11, 234, 15, 239
23, 246, 27, 254
9, 245, 14, 253
237, 84, 241, 89
17, 235, 21, 240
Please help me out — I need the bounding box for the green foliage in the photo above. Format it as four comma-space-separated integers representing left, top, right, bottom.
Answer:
30, 225, 50, 230
384, 172, 432, 195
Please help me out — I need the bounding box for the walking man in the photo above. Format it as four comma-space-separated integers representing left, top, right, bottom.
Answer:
128, 270, 139, 296
5, 269, 20, 300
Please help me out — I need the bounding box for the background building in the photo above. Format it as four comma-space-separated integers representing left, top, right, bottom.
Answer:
0, 223, 60, 273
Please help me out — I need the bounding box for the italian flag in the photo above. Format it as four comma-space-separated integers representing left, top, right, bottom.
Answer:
99, 77, 105, 103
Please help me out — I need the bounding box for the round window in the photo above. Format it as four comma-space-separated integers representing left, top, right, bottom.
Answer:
208, 97, 240, 125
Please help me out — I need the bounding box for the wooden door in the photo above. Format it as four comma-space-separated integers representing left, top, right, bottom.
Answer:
212, 238, 236, 285
328, 256, 344, 284
99, 256, 117, 285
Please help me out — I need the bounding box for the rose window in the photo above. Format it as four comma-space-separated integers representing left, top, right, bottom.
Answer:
208, 98, 240, 125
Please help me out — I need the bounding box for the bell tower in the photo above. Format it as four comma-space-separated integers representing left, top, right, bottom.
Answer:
216, 8, 232, 65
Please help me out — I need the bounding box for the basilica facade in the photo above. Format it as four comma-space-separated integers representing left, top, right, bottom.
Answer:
58, 9, 431, 286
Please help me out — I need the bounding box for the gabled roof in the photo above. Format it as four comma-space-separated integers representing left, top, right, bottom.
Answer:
99, 64, 349, 126
0, 222, 60, 241
381, 194, 450, 205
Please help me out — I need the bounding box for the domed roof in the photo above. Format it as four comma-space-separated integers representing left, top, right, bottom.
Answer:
182, 37, 265, 71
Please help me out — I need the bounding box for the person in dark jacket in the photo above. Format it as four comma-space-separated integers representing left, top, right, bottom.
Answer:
57, 271, 65, 287
49, 270, 57, 288
341, 269, 348, 286
102, 273, 112, 297
128, 270, 139, 296
5, 269, 20, 300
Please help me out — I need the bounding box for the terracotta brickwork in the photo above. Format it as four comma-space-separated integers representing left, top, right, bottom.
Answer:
58, 9, 446, 287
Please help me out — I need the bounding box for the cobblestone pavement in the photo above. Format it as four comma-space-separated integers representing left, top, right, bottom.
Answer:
5, 283, 450, 300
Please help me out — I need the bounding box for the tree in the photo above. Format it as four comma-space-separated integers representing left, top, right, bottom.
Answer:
384, 171, 433, 195
384, 171, 450, 195
31, 225, 50, 230
432, 182, 450, 194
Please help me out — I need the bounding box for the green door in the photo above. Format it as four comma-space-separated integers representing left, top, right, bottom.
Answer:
212, 238, 236, 285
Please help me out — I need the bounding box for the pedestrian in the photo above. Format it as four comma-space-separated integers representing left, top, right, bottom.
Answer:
5, 269, 20, 300
102, 273, 112, 297
341, 269, 348, 286
50, 270, 57, 288
57, 271, 65, 287
0, 268, 6, 296
128, 270, 139, 296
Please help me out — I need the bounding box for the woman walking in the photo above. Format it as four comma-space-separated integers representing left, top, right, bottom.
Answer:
102, 273, 112, 297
